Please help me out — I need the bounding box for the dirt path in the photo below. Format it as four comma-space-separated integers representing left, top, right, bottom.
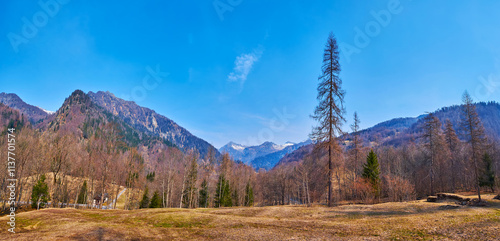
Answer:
108, 188, 127, 209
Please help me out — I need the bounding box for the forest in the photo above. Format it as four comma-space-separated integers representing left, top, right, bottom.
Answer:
1, 96, 498, 212
0, 34, 499, 214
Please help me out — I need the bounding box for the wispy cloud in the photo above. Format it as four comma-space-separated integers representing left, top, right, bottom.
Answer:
240, 112, 270, 124
227, 49, 262, 85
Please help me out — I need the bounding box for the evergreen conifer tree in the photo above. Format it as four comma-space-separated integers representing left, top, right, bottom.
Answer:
149, 191, 161, 208
233, 189, 239, 206
139, 187, 150, 208
77, 180, 87, 204
215, 174, 232, 207
199, 179, 209, 208
362, 149, 381, 198
31, 174, 50, 209
479, 153, 495, 192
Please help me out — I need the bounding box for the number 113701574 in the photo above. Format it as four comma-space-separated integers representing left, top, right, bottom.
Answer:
7, 128, 16, 178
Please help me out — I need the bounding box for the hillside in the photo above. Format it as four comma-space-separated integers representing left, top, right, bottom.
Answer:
355, 101, 500, 147
278, 101, 500, 168
0, 93, 50, 123
275, 143, 315, 167
0, 103, 26, 131
0, 90, 217, 158
41, 90, 171, 148
88, 91, 218, 158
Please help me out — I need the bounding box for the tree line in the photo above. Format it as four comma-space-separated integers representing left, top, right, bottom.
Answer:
0, 119, 256, 210
0, 33, 498, 211
256, 33, 498, 206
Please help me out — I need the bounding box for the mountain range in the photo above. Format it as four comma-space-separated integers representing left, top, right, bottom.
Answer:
219, 140, 312, 170
87, 91, 218, 158
2, 90, 500, 171
352, 101, 500, 147
0, 90, 219, 158
277, 101, 500, 168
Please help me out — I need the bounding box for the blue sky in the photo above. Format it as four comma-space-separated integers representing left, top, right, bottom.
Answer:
1, 0, 500, 148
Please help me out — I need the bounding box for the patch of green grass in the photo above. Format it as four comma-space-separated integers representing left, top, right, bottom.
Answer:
16, 217, 37, 226
79, 211, 118, 221
152, 214, 213, 228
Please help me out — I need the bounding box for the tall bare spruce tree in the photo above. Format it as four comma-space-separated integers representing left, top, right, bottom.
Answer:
460, 91, 487, 201
351, 112, 362, 176
350, 112, 363, 199
444, 119, 460, 192
311, 32, 346, 207
422, 113, 446, 195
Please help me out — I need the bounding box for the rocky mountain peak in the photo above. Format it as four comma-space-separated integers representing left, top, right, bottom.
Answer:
87, 90, 219, 158
0, 92, 49, 123
63, 90, 91, 107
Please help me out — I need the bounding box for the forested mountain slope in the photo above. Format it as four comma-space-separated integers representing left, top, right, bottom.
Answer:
88, 91, 218, 158
0, 93, 50, 123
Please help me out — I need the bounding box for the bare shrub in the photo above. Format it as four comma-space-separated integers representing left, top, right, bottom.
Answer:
384, 175, 416, 202
354, 178, 374, 204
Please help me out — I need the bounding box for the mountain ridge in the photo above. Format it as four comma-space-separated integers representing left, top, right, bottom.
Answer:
39, 89, 167, 149
87, 90, 219, 158
276, 101, 500, 168
1, 90, 217, 158
219, 140, 311, 170
0, 92, 50, 123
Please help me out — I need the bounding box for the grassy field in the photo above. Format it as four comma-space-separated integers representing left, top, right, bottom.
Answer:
1, 194, 499, 240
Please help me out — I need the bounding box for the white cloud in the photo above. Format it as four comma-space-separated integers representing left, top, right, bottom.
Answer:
227, 50, 262, 84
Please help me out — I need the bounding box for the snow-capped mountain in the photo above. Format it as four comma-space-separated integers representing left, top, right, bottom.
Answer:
280, 142, 295, 149
219, 140, 310, 169
250, 140, 312, 170
230, 142, 247, 151
38, 107, 55, 115
219, 141, 248, 161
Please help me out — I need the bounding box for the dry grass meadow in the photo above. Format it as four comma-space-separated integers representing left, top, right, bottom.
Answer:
1, 194, 499, 240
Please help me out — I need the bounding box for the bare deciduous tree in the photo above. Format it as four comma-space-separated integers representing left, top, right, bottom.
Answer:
460, 91, 487, 201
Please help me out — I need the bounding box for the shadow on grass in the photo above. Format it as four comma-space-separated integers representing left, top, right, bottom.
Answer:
325, 200, 500, 219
